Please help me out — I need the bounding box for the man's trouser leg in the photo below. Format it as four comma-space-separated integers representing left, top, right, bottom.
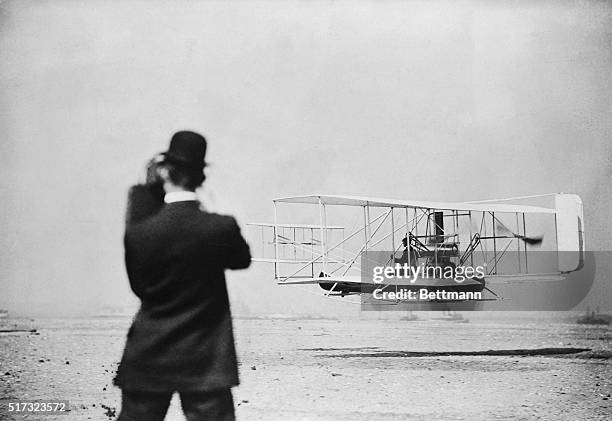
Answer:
180, 388, 235, 421
117, 390, 173, 421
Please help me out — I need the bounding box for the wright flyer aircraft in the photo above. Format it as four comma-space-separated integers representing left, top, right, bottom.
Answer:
248, 193, 586, 307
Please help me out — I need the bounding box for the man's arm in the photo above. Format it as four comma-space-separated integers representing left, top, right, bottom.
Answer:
125, 184, 165, 225
223, 216, 251, 270
124, 232, 146, 298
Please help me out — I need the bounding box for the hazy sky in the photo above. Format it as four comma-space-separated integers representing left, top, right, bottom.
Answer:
1, 1, 611, 315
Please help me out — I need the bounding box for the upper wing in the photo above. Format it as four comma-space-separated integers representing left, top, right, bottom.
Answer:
273, 194, 556, 214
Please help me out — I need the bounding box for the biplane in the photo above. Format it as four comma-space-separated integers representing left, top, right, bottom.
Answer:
248, 193, 585, 304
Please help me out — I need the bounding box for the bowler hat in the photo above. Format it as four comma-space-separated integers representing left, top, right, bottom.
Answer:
162, 131, 207, 169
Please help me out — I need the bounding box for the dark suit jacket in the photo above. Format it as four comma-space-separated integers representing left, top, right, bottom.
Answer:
115, 185, 251, 392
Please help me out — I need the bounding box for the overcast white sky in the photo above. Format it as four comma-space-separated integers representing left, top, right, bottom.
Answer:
1, 0, 610, 315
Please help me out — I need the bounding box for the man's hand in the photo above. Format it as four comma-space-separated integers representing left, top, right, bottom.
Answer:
145, 154, 165, 186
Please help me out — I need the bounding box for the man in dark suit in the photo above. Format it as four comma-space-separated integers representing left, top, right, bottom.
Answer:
115, 131, 251, 421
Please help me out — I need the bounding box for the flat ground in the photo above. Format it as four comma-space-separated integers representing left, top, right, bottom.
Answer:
0, 316, 610, 420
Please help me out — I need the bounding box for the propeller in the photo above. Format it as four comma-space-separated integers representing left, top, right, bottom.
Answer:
415, 216, 543, 247
456, 219, 543, 246
495, 221, 543, 246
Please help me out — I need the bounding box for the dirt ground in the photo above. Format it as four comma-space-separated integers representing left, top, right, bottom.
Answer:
0, 316, 610, 420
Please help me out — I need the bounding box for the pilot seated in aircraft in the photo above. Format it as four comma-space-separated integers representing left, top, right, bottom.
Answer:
394, 236, 419, 276
114, 131, 251, 421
